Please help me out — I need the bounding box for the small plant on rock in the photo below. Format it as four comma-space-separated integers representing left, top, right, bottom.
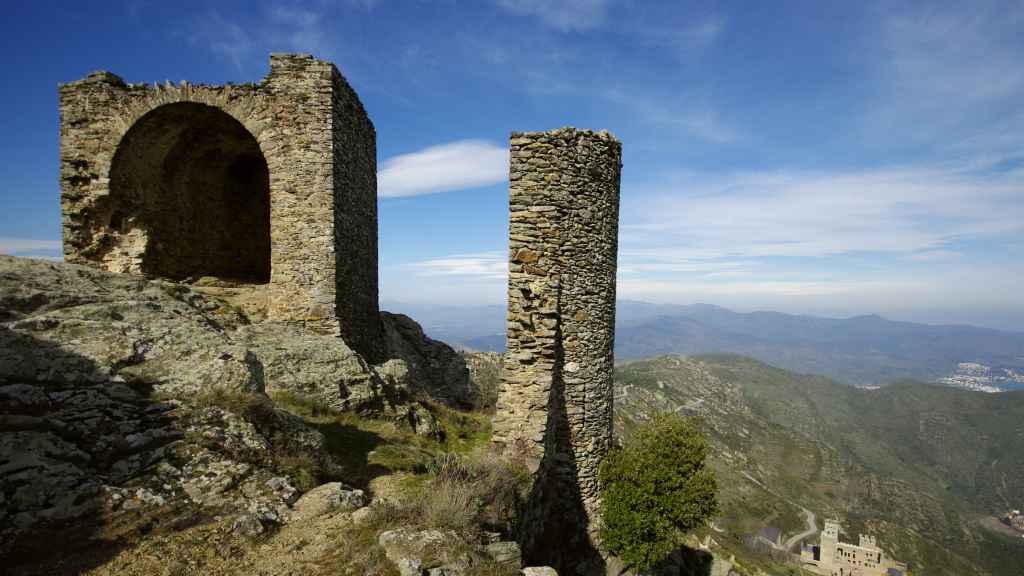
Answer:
598, 414, 718, 571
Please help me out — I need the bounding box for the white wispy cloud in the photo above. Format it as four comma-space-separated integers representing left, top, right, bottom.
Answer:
634, 13, 725, 55
623, 166, 1024, 261
617, 278, 921, 300
404, 252, 507, 279
378, 140, 508, 197
190, 11, 254, 74
604, 89, 740, 144
495, 0, 612, 32
907, 250, 961, 262
865, 2, 1024, 160
187, 4, 335, 76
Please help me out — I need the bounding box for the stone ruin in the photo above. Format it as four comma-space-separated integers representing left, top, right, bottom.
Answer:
58, 53, 381, 361
59, 53, 622, 573
492, 128, 622, 571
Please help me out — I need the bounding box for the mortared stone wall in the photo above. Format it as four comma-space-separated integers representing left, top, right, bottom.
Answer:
57, 53, 381, 361
492, 127, 622, 572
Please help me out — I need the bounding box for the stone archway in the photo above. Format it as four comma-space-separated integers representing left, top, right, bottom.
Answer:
107, 102, 270, 283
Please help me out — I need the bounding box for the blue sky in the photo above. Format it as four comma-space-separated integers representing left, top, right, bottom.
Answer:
1, 1, 1023, 329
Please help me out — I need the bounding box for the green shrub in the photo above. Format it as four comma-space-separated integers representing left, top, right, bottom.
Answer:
599, 414, 718, 571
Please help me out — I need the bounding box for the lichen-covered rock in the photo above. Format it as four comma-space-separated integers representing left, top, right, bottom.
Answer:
378, 527, 480, 576
235, 322, 380, 411
0, 255, 260, 397
464, 351, 504, 409
485, 540, 523, 567
0, 377, 180, 545
0, 255, 464, 564
291, 482, 366, 521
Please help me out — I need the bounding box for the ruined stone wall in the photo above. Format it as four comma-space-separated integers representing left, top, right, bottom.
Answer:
260, 55, 343, 339
492, 127, 622, 572
58, 54, 381, 360
329, 65, 383, 362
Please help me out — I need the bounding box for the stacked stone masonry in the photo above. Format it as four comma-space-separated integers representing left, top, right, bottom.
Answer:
58, 53, 381, 361
492, 127, 622, 571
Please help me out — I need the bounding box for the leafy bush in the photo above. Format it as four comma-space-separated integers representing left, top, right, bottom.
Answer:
599, 414, 718, 571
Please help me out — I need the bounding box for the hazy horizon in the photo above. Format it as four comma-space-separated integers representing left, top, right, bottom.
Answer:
380, 297, 1024, 334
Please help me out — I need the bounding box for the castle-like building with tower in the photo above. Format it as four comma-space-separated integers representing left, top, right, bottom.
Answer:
801, 520, 908, 576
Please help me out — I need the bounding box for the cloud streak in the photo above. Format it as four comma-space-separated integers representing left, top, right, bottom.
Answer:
378, 140, 508, 197
865, 2, 1024, 161
495, 0, 612, 32
404, 252, 507, 279
623, 165, 1024, 262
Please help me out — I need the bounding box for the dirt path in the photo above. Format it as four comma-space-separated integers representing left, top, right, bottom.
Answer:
740, 471, 819, 552
784, 508, 818, 552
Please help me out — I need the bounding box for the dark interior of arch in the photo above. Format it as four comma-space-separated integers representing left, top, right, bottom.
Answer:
109, 102, 270, 283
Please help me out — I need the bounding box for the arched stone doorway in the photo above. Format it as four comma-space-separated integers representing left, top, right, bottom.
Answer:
107, 102, 270, 283
60, 54, 383, 360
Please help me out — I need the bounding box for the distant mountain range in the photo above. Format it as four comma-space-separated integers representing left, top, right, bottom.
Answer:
384, 300, 1024, 388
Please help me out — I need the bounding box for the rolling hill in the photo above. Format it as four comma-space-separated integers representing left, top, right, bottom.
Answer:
613, 354, 1024, 576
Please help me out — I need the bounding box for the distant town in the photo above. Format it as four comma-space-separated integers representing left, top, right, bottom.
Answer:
1002, 509, 1024, 537
939, 362, 1024, 393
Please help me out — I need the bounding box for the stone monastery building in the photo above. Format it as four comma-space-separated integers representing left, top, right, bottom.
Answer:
802, 520, 907, 576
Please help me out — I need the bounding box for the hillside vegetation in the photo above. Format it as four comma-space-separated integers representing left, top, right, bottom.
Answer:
614, 354, 1024, 576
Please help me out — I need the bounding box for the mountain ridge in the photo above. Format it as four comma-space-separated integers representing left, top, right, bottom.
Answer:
390, 300, 1024, 387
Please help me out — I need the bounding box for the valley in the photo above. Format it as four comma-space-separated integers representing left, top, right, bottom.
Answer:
612, 354, 1024, 576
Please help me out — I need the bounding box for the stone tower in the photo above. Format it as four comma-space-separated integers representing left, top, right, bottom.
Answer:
58, 54, 381, 361
492, 127, 622, 572
821, 519, 840, 562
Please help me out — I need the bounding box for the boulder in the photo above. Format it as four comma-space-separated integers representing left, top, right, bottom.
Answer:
522, 568, 559, 576
291, 482, 366, 521
485, 540, 523, 567
378, 527, 479, 575
380, 312, 476, 408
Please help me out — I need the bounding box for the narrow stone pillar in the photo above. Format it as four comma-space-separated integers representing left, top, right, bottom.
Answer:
493, 127, 621, 572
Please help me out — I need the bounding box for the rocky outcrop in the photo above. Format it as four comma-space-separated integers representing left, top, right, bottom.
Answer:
381, 311, 476, 408
0, 256, 260, 398
464, 351, 504, 409
0, 256, 470, 562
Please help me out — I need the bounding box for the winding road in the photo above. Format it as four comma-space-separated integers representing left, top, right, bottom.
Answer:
783, 508, 818, 552
741, 471, 819, 552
